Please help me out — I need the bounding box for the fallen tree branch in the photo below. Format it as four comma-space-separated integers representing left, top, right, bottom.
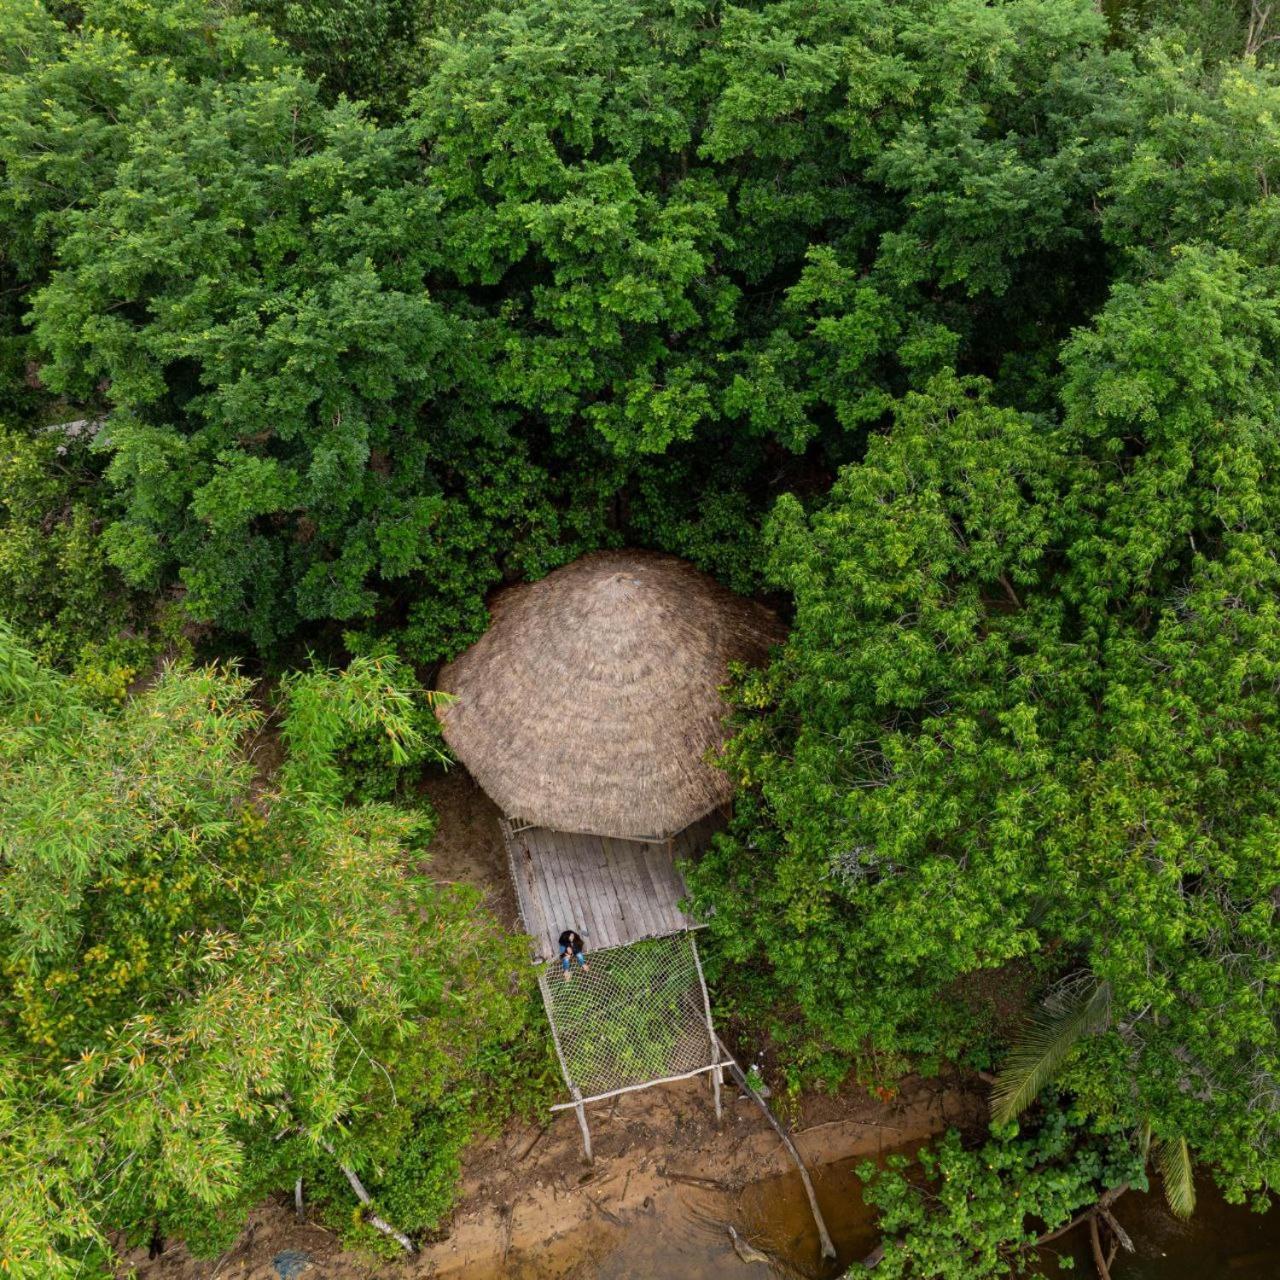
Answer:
320, 1140, 415, 1253
794, 1117, 902, 1137
1035, 1205, 1097, 1246
1088, 1212, 1112, 1280
659, 1167, 734, 1191
1099, 1207, 1134, 1254
499, 1202, 514, 1267
1098, 1182, 1130, 1209
514, 1124, 548, 1162
1041, 1183, 1130, 1248
728, 1224, 772, 1266
586, 1195, 624, 1228
717, 1037, 837, 1262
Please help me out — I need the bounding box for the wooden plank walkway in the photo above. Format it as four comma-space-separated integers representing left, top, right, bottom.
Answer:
501, 814, 720, 960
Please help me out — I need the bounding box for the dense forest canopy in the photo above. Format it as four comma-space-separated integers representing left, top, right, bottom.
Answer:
4, 0, 1140, 653
3, 0, 1280, 1274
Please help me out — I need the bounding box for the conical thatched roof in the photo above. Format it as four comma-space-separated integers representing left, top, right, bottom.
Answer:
436, 551, 783, 840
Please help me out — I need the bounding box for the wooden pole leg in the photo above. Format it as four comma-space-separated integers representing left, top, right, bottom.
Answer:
575, 1100, 593, 1165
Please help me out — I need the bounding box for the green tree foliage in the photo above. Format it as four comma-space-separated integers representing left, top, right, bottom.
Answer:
24, 62, 548, 652
0, 626, 544, 1274
247, 0, 427, 114
246, 0, 491, 119
691, 250, 1280, 1204
0, 0, 286, 416
406, 0, 1123, 572
3, 0, 607, 657
1104, 0, 1260, 66
0, 424, 135, 669
856, 1110, 1145, 1279
990, 981, 1198, 1218
688, 371, 1066, 1079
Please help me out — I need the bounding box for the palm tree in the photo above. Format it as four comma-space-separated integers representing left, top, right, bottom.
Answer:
990, 972, 1196, 1219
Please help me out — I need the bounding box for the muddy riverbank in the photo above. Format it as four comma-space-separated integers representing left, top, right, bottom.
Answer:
120, 1066, 1280, 1280
119, 1072, 982, 1279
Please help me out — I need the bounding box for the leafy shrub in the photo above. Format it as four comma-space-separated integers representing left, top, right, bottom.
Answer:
858, 1107, 1146, 1279
0, 425, 135, 667
279, 649, 450, 814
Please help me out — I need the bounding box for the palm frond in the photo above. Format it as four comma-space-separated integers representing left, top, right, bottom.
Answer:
991, 978, 1111, 1124
1154, 1135, 1196, 1219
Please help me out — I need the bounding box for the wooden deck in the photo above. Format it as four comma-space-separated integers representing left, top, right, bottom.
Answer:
501, 815, 719, 960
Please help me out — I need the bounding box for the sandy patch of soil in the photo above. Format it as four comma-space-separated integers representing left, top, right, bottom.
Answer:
416, 767, 521, 931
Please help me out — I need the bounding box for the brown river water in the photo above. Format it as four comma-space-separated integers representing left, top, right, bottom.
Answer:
587, 1151, 1280, 1280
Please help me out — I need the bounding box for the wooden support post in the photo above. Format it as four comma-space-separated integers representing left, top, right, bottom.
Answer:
574, 1098, 593, 1165
718, 1035, 837, 1262
689, 935, 723, 1127
539, 969, 594, 1164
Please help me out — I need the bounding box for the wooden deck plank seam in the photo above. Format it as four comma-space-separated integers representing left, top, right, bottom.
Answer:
602, 836, 640, 937
557, 832, 603, 947
634, 846, 670, 935
536, 830, 579, 951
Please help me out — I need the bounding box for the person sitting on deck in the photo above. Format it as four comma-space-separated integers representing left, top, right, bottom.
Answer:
558, 928, 589, 980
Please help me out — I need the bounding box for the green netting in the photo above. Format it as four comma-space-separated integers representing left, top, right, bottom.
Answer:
538, 932, 718, 1101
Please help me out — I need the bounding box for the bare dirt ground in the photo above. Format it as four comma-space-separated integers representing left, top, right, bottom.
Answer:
117, 767, 987, 1280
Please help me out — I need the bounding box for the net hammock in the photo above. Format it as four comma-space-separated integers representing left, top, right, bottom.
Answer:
537, 932, 720, 1104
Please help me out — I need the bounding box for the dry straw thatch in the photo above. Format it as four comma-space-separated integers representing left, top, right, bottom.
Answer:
437, 551, 783, 840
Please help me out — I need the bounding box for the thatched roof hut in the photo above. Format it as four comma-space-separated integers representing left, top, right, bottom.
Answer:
436, 551, 782, 840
